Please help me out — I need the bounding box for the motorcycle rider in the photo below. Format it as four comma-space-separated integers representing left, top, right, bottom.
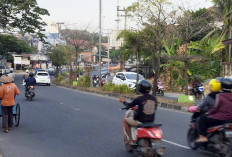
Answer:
25, 72, 36, 95
197, 79, 221, 113
196, 78, 232, 142
119, 80, 157, 145
192, 75, 201, 97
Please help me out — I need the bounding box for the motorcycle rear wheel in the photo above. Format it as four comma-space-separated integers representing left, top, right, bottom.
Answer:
137, 139, 160, 157
187, 127, 198, 150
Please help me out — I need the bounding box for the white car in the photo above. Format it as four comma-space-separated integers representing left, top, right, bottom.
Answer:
35, 72, 51, 86
112, 72, 145, 89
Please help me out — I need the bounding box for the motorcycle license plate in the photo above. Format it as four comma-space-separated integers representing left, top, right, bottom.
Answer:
225, 131, 232, 137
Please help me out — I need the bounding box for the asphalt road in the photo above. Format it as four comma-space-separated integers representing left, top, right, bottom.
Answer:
0, 74, 214, 157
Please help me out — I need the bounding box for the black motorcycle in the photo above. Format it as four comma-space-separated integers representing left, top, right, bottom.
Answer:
25, 85, 35, 101
187, 107, 232, 157
192, 83, 205, 99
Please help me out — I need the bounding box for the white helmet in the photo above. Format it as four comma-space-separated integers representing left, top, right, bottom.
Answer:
26, 70, 29, 73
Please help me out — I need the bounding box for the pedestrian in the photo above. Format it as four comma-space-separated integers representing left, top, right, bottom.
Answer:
0, 75, 20, 133
35, 67, 38, 74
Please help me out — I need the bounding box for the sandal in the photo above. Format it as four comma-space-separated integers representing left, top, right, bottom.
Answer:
195, 137, 208, 143
3, 129, 8, 133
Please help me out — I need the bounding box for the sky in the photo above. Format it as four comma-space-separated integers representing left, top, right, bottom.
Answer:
36, 0, 214, 32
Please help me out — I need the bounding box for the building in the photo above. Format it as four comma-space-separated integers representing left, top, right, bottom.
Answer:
12, 54, 31, 70
109, 30, 124, 49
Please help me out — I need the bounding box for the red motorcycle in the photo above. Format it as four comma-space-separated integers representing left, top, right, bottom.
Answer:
122, 107, 165, 157
187, 106, 232, 157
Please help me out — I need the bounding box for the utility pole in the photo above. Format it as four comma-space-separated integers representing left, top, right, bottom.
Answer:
117, 6, 128, 30
99, 0, 102, 83
56, 22, 64, 38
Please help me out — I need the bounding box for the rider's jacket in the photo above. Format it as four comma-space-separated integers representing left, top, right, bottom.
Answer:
198, 92, 219, 113
0, 83, 20, 106
208, 93, 232, 121
25, 77, 36, 86
123, 93, 157, 123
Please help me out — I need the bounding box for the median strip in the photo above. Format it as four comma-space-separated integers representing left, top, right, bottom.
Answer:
53, 82, 194, 113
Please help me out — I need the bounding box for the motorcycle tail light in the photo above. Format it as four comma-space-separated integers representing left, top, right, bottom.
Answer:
153, 129, 163, 139
131, 107, 137, 111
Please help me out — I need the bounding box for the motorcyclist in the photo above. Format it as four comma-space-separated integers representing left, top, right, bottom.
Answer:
92, 75, 97, 81
192, 75, 201, 97
197, 79, 221, 113
25, 72, 36, 94
119, 80, 157, 145
191, 79, 221, 128
196, 78, 232, 142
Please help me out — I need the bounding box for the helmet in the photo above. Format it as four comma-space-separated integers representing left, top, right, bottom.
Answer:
221, 78, 232, 92
29, 72, 34, 77
138, 80, 151, 94
26, 70, 29, 73
209, 79, 221, 92
194, 75, 199, 79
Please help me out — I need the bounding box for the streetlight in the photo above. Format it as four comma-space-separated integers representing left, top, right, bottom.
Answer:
99, 0, 102, 83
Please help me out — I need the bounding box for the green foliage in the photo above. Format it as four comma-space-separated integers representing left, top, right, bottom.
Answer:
54, 75, 65, 83
188, 61, 221, 82
189, 34, 225, 57
0, 0, 50, 41
102, 83, 134, 94
76, 75, 91, 88
0, 34, 35, 55
49, 45, 67, 68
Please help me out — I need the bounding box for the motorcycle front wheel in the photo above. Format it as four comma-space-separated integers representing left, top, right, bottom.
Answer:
187, 127, 198, 150
160, 90, 164, 96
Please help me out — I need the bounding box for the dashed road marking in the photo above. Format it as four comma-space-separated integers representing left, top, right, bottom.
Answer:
73, 108, 80, 111
162, 139, 191, 149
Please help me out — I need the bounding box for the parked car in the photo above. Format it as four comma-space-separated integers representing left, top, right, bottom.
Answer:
48, 67, 55, 75
35, 72, 51, 86
37, 69, 46, 72
112, 72, 145, 89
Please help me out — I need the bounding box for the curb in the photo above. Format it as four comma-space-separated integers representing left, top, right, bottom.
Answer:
53, 82, 191, 113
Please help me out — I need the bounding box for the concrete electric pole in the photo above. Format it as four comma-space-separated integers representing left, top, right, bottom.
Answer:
99, 0, 102, 82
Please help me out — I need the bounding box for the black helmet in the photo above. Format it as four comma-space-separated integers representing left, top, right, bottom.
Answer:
138, 80, 151, 94
221, 78, 232, 92
29, 72, 34, 77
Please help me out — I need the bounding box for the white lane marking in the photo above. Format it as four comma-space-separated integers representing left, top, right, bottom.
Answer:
73, 108, 80, 111
60, 103, 63, 105
162, 139, 190, 149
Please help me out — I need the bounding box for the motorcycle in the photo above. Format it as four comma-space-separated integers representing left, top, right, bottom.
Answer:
25, 85, 35, 101
192, 83, 205, 99
157, 82, 164, 96
122, 107, 165, 157
187, 106, 232, 157
92, 78, 99, 87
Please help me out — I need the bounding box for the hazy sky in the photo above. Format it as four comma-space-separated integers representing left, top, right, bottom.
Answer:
37, 0, 213, 32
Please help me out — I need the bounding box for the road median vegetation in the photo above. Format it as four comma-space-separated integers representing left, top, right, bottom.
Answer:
53, 74, 195, 112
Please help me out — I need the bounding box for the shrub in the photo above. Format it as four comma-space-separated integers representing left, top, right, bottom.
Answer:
54, 74, 64, 83
102, 83, 134, 94
76, 75, 91, 87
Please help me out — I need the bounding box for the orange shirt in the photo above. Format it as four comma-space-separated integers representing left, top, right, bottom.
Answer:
0, 83, 20, 106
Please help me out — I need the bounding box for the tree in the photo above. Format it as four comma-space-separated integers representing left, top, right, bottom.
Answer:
117, 30, 145, 94
212, 0, 232, 62
170, 7, 215, 95
0, 0, 50, 41
126, 0, 170, 95
0, 34, 36, 60
49, 45, 67, 74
